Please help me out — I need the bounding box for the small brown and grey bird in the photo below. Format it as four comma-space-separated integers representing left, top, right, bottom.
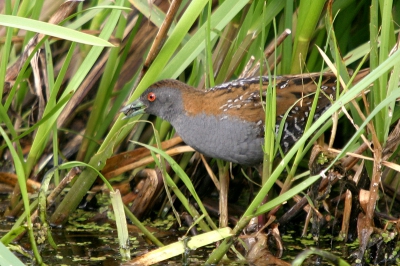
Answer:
121, 69, 369, 165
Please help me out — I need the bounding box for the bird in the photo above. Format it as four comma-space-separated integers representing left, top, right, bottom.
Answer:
121, 69, 369, 166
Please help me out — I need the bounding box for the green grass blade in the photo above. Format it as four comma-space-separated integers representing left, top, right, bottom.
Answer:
0, 14, 114, 46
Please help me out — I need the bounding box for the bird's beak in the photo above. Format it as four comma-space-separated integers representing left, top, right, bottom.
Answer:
121, 99, 146, 119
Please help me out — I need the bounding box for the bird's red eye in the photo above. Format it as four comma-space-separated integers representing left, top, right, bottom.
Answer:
147, 92, 156, 102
